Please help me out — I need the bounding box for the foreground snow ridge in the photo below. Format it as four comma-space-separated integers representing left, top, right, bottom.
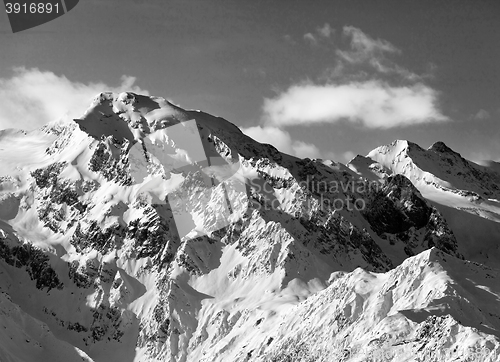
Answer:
0, 92, 499, 361
260, 248, 500, 362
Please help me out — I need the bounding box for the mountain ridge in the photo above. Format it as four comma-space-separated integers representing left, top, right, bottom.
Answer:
0, 92, 498, 361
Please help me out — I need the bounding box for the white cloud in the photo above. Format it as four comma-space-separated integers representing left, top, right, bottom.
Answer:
333, 26, 421, 82
469, 151, 500, 164
473, 109, 490, 120
260, 26, 448, 160
317, 23, 334, 38
303, 33, 317, 45
291, 141, 322, 159
0, 67, 149, 131
303, 23, 335, 46
337, 25, 399, 63
283, 34, 296, 44
242, 126, 322, 159
342, 151, 356, 163
263, 80, 448, 129
240, 125, 357, 163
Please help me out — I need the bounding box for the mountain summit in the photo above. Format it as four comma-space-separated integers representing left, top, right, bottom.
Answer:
349, 139, 500, 269
0, 93, 499, 361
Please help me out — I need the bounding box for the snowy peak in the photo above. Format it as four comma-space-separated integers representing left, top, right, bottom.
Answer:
349, 138, 500, 269
368, 139, 423, 157
74, 92, 188, 143
356, 139, 500, 201
72, 92, 246, 149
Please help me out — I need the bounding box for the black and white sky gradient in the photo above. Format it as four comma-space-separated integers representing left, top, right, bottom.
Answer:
1, 0, 498, 163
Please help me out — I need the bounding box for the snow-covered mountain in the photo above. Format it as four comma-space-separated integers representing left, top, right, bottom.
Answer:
349, 139, 500, 269
0, 92, 498, 361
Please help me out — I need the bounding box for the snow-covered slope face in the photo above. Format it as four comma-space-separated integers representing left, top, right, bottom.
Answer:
349, 139, 500, 269
0, 94, 499, 361
364, 140, 500, 201
257, 248, 500, 362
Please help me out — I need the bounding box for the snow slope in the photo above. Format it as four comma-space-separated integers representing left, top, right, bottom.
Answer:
258, 248, 500, 362
0, 291, 94, 362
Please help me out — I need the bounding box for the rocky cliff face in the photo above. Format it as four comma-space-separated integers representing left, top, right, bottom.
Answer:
362, 174, 461, 259
0, 93, 498, 362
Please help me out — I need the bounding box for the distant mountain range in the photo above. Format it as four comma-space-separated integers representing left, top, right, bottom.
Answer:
0, 92, 498, 361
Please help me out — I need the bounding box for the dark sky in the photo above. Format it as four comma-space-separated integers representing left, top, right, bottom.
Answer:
0, 0, 498, 162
